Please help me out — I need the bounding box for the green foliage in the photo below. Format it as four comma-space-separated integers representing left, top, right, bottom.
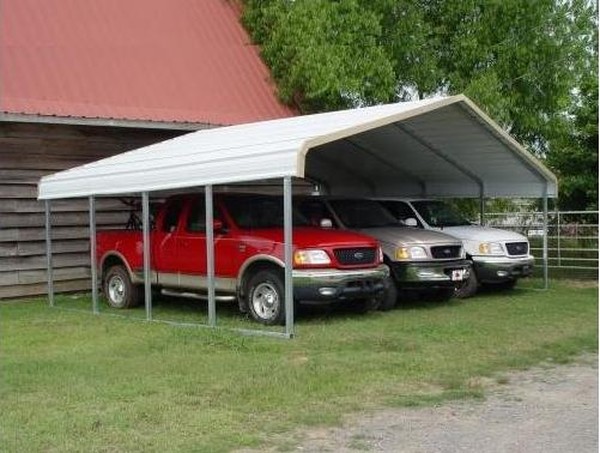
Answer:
547, 74, 599, 210
242, 0, 598, 210
420, 0, 592, 147
243, 0, 396, 111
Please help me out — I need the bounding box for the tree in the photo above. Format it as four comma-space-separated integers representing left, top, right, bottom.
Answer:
243, 0, 396, 111
412, 0, 596, 155
242, 0, 598, 209
547, 74, 598, 210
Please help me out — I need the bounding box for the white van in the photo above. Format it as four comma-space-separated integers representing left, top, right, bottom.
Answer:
379, 199, 534, 298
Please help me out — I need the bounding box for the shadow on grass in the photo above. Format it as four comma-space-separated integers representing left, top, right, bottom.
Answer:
50, 281, 535, 331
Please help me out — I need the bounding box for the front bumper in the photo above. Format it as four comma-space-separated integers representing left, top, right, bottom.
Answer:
292, 264, 390, 302
472, 255, 535, 283
389, 259, 471, 289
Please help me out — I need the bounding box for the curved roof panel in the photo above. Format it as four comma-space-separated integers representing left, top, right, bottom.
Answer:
38, 95, 558, 200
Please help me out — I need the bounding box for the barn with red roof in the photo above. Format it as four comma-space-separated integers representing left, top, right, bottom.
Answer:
0, 0, 295, 298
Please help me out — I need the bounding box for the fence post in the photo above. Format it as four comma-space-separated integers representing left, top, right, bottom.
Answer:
557, 211, 561, 267
543, 188, 549, 290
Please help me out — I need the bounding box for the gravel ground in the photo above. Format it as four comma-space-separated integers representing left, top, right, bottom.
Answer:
240, 354, 598, 453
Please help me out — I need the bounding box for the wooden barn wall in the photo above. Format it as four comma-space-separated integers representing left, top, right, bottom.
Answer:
0, 122, 184, 299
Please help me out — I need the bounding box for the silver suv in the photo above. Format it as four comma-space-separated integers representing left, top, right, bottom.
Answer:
296, 197, 471, 309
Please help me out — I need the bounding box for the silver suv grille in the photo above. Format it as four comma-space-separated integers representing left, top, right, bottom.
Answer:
430, 245, 462, 259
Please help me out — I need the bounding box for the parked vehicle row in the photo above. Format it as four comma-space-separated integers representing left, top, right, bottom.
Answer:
294, 197, 471, 309
380, 199, 535, 298
97, 193, 534, 325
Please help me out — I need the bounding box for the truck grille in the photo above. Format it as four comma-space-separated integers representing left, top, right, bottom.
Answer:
334, 247, 376, 265
506, 242, 528, 256
430, 245, 462, 259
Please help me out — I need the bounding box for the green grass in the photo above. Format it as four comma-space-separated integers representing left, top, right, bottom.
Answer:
1, 280, 597, 452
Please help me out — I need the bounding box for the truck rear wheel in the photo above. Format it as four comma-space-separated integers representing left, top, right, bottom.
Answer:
103, 265, 142, 309
246, 270, 286, 325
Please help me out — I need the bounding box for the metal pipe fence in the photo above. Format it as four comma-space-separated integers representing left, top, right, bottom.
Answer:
484, 210, 598, 279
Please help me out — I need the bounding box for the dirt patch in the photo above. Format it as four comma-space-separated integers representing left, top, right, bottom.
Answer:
238, 354, 598, 453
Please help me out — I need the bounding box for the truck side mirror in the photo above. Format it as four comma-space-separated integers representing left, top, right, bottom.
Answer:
404, 218, 418, 227
320, 218, 333, 229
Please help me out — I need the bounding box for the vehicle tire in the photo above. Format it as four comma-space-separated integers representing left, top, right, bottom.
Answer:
454, 271, 478, 299
103, 265, 143, 308
377, 277, 398, 311
246, 270, 286, 325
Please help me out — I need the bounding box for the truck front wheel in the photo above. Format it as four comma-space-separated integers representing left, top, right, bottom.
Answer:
246, 270, 286, 325
377, 277, 398, 311
454, 271, 478, 299
103, 265, 142, 309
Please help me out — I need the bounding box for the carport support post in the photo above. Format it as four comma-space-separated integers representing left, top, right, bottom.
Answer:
542, 187, 549, 290
283, 176, 294, 338
89, 196, 99, 314
205, 186, 216, 327
44, 200, 54, 307
479, 192, 485, 226
142, 191, 152, 321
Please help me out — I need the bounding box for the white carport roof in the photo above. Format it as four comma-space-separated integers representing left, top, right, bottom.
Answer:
37, 95, 557, 200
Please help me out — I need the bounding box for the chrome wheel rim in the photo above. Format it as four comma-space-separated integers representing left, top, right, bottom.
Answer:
251, 282, 279, 320
108, 275, 126, 306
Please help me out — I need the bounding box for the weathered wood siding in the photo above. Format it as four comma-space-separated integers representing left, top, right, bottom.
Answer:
0, 122, 183, 299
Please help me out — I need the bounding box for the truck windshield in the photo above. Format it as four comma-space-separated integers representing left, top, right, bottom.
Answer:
329, 199, 398, 228
223, 196, 310, 229
411, 201, 471, 227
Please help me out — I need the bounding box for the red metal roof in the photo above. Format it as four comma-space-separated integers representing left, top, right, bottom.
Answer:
0, 0, 295, 125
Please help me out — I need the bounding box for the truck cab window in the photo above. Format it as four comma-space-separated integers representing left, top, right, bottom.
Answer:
297, 199, 333, 227
162, 199, 183, 232
186, 198, 222, 232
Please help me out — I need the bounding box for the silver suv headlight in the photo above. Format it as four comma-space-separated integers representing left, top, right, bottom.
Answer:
395, 246, 428, 260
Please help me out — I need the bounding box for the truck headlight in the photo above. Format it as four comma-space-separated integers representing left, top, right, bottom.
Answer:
395, 246, 428, 260
478, 242, 504, 255
378, 246, 384, 263
294, 249, 331, 265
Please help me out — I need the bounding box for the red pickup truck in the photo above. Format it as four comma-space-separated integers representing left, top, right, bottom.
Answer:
97, 193, 389, 325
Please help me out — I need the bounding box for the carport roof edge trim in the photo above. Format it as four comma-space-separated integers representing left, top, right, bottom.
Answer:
37, 95, 558, 200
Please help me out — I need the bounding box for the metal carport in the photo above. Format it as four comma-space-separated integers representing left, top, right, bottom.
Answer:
38, 94, 558, 338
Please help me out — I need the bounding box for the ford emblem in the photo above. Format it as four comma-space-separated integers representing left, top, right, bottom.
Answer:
354, 252, 364, 260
